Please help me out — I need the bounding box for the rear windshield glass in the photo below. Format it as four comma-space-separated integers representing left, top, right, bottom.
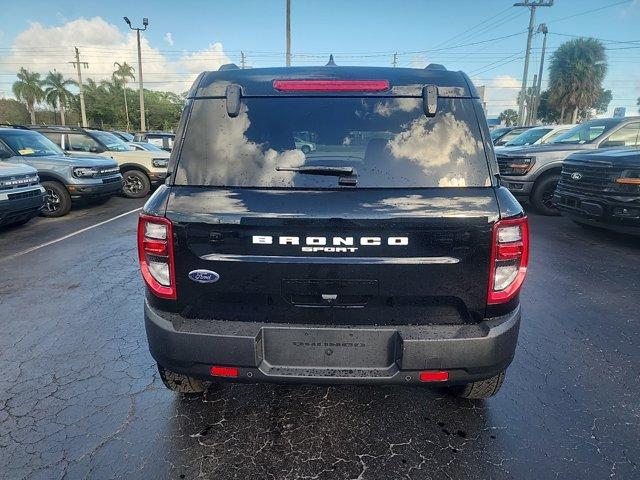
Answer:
174, 97, 490, 188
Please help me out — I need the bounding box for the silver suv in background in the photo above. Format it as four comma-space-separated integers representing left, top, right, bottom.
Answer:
497, 117, 640, 215
0, 128, 122, 217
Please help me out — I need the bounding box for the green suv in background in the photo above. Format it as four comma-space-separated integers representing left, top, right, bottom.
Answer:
0, 127, 122, 217
28, 125, 170, 198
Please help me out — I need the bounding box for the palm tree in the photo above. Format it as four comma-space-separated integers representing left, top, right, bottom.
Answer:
12, 68, 44, 124
498, 109, 518, 127
547, 38, 607, 124
113, 62, 135, 131
42, 71, 77, 125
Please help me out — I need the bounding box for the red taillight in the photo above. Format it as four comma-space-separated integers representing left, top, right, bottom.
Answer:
419, 371, 449, 382
273, 79, 390, 92
487, 216, 529, 305
210, 366, 239, 378
137, 214, 176, 300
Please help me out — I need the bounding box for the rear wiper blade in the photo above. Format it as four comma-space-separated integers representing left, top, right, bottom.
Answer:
276, 165, 355, 176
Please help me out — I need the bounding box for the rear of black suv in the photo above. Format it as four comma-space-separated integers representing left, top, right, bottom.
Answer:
140, 66, 529, 399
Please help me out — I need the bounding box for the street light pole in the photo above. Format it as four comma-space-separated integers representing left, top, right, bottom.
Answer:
285, 0, 291, 67
514, 1, 553, 126
124, 16, 148, 132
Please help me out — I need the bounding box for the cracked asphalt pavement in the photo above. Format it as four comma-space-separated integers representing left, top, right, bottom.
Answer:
0, 197, 638, 479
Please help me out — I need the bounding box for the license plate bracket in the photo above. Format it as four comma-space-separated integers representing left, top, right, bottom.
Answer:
261, 327, 400, 369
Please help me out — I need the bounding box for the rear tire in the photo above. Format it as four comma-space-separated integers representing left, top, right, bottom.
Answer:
447, 371, 506, 399
157, 364, 207, 394
41, 181, 72, 217
122, 169, 151, 198
531, 174, 561, 216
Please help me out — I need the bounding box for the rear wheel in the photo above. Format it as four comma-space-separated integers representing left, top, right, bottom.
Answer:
41, 181, 72, 217
122, 170, 151, 198
531, 174, 561, 216
446, 371, 506, 399
157, 364, 207, 394
301, 144, 311, 154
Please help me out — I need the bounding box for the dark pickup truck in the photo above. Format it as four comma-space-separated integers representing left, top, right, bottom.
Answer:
555, 148, 640, 234
139, 64, 529, 399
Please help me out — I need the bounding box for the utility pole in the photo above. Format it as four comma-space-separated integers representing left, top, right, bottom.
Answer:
392, 52, 398, 67
285, 0, 292, 66
531, 23, 548, 124
124, 16, 148, 132
241, 51, 246, 69
514, 0, 553, 126
69, 47, 89, 127
525, 74, 537, 125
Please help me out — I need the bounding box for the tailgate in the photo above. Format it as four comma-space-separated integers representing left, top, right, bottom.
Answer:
167, 186, 499, 325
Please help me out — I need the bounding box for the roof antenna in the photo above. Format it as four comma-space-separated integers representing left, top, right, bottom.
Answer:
325, 54, 337, 66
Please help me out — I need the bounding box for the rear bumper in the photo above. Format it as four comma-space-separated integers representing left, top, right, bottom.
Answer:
554, 189, 640, 234
144, 301, 521, 385
66, 177, 123, 199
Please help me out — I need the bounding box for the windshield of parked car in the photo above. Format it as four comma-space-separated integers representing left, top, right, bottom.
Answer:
0, 130, 66, 157
175, 96, 490, 188
490, 127, 511, 140
504, 127, 553, 146
136, 142, 165, 152
115, 131, 134, 142
90, 130, 133, 151
550, 119, 620, 145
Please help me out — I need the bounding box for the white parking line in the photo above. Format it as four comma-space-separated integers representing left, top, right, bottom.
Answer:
2, 207, 142, 263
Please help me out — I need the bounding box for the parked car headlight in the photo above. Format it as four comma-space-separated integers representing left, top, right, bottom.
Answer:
152, 158, 168, 168
72, 167, 100, 178
503, 157, 535, 176
615, 170, 640, 186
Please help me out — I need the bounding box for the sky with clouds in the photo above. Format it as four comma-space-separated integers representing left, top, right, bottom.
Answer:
0, 0, 639, 117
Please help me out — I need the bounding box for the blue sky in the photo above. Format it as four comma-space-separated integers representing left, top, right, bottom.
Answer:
1, 0, 639, 116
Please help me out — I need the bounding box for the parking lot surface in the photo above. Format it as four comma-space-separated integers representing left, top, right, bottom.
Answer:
0, 200, 638, 480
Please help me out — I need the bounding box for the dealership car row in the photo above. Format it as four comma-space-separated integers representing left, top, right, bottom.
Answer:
0, 125, 174, 226
0, 120, 638, 234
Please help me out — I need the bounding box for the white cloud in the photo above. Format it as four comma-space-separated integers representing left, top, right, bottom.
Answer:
0, 17, 231, 96
164, 32, 174, 46
472, 74, 520, 117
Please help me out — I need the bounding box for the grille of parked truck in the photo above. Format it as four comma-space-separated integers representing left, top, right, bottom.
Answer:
555, 148, 640, 235
139, 64, 529, 399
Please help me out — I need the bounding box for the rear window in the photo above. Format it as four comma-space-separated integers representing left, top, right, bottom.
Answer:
174, 97, 490, 188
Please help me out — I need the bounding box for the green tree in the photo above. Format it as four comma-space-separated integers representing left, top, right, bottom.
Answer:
12, 68, 44, 124
0, 99, 30, 124
547, 38, 607, 124
42, 71, 77, 125
637, 97, 640, 114
498, 109, 518, 127
113, 62, 136, 131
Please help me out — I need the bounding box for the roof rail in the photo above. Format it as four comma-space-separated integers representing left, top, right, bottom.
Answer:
425, 63, 447, 71
26, 124, 85, 132
219, 63, 240, 71
0, 123, 29, 130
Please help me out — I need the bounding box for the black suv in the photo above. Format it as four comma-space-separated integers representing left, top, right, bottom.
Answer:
555, 148, 640, 234
139, 65, 529, 399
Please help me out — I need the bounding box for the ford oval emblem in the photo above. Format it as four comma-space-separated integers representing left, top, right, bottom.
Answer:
188, 269, 220, 283
571, 172, 583, 181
